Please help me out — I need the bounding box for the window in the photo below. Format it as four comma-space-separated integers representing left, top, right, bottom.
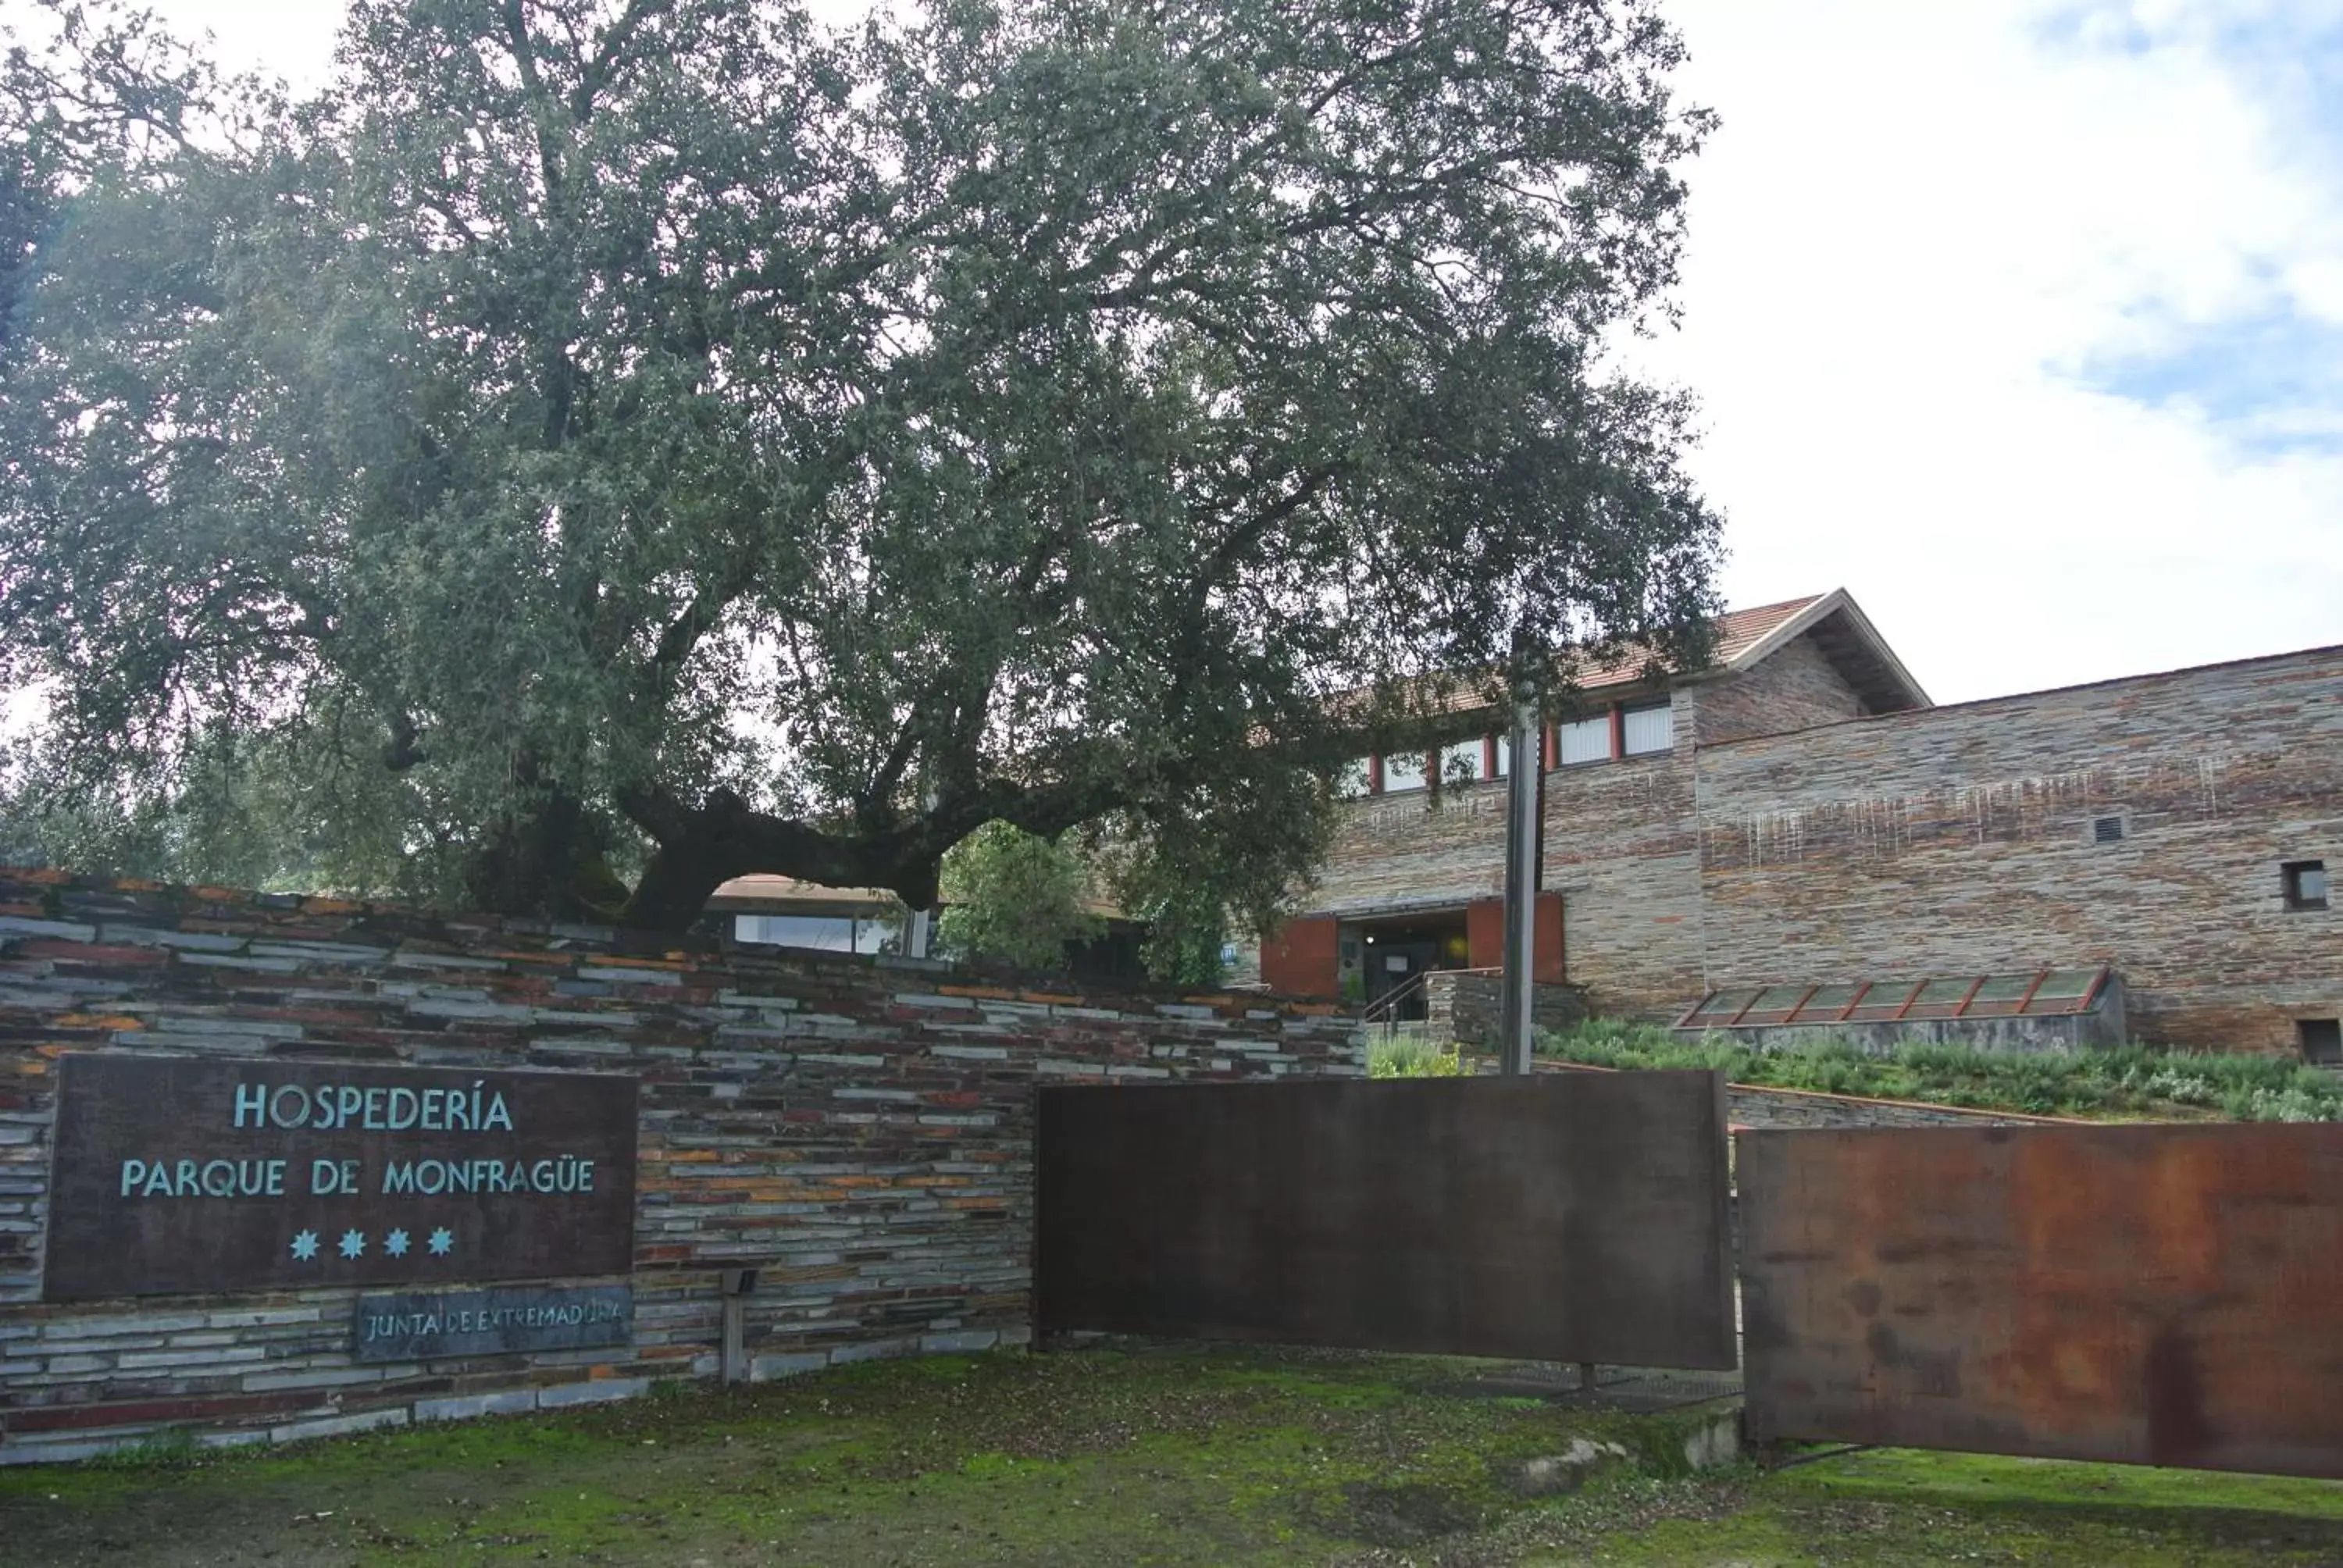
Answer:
1336, 757, 1372, 799
1621, 703, 1673, 756
735, 914, 891, 954
1439, 741, 1482, 786
1380, 750, 1426, 793
1492, 735, 1512, 778
2301, 1019, 2342, 1066
2284, 861, 2330, 912
1556, 715, 1610, 766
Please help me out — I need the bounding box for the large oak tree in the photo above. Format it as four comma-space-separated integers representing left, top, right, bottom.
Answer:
0, 0, 1723, 937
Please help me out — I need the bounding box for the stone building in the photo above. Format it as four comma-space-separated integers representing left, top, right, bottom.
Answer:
1255, 589, 2343, 1058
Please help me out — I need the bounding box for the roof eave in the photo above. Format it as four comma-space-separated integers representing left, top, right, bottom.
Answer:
1725, 588, 1931, 712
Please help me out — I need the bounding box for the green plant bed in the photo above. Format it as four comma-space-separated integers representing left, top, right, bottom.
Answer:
1367, 1035, 1468, 1077
1532, 1018, 2343, 1121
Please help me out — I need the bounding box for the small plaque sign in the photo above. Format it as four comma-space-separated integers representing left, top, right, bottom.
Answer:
45, 1054, 637, 1301
354, 1285, 633, 1362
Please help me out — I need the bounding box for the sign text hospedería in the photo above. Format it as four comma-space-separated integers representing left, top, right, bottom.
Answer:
44, 1054, 637, 1301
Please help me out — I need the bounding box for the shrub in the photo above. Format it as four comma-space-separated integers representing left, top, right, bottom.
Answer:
1368, 1036, 1468, 1078
1532, 1020, 2343, 1122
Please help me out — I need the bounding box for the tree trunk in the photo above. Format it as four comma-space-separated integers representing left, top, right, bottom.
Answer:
460, 784, 627, 924
616, 786, 944, 934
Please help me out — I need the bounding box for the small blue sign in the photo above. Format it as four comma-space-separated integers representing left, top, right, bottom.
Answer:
354, 1284, 633, 1362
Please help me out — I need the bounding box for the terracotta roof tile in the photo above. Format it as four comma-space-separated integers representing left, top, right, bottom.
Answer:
707, 875, 900, 909
1393, 593, 1829, 719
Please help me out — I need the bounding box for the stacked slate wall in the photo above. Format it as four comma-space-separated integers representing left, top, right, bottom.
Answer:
1696, 645, 2343, 1053
0, 868, 1361, 1463
1307, 634, 2343, 1053
1302, 629, 1874, 1021
1422, 973, 1586, 1048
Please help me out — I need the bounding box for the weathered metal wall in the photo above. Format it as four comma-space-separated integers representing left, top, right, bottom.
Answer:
1742, 1124, 2343, 1478
1036, 1072, 1735, 1369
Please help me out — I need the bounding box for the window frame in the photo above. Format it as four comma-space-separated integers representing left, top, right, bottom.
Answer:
1619, 700, 1674, 757
1553, 714, 1612, 768
1377, 749, 1429, 794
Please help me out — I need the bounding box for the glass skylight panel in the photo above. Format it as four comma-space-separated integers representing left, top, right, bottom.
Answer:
2023, 968, 2106, 1014
1688, 968, 2110, 1030
1791, 985, 1861, 1022
1965, 973, 2042, 1017
1846, 982, 1926, 1021
1904, 978, 1982, 1019
1741, 985, 1813, 1023
1684, 989, 1760, 1025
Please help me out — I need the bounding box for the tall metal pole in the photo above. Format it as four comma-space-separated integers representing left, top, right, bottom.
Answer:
1498, 697, 1541, 1076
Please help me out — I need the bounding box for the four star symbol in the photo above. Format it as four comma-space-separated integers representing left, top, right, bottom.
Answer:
287, 1225, 454, 1263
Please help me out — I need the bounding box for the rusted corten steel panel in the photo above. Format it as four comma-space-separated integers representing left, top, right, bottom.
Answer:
1741, 1124, 2343, 1478
1036, 1071, 1735, 1368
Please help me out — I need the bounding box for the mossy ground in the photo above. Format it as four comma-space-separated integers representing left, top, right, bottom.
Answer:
5, 1345, 2343, 1565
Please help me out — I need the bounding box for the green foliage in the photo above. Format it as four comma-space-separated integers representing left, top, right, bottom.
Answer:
1368, 1035, 1467, 1078
84, 1424, 201, 1470
935, 821, 1104, 971
1, 0, 1724, 928
1535, 1019, 2343, 1121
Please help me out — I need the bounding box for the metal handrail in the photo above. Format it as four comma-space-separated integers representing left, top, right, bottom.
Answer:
1358, 965, 1502, 1042
1360, 970, 1433, 1030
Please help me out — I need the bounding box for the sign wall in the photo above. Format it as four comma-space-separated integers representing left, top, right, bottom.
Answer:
44, 1054, 637, 1301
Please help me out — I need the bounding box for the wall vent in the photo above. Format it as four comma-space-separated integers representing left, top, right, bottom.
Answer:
2092, 815, 2127, 846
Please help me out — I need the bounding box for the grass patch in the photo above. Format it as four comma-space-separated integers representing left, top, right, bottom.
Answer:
1532, 1017, 2343, 1121
0, 1345, 1725, 1566
1552, 1447, 2343, 1566
10, 1348, 2343, 1564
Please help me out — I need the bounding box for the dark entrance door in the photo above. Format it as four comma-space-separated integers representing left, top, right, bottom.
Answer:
1357, 911, 1469, 1020
1364, 939, 1439, 1010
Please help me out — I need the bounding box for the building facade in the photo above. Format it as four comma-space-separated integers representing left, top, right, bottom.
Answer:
1257, 590, 2343, 1057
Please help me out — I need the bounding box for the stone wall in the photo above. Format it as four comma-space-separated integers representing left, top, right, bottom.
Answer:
0, 869, 1359, 1463
1422, 973, 1587, 1049
1307, 636, 2343, 1053
1685, 633, 1867, 747
1696, 646, 2343, 1052
1311, 757, 1704, 1018
1306, 635, 1863, 1021
1303, 759, 1706, 1017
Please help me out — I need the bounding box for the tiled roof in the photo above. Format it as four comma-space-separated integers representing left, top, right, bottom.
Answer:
706, 875, 900, 911
1714, 595, 1828, 666
1387, 593, 1834, 721
1568, 594, 1824, 694
708, 873, 1125, 920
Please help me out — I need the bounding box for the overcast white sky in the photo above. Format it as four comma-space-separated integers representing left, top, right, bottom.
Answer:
137, 0, 2343, 704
